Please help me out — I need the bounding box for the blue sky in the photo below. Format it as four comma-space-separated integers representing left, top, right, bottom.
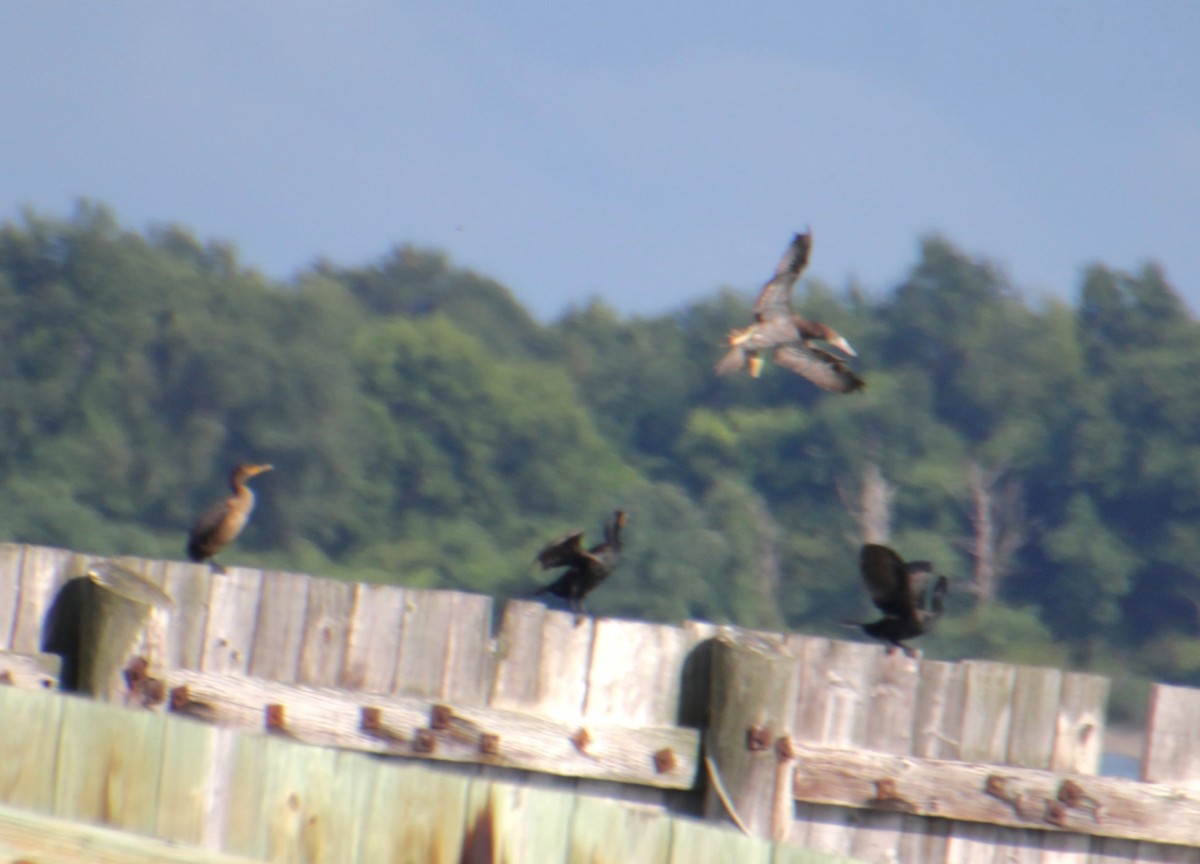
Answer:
2, 2, 1197, 318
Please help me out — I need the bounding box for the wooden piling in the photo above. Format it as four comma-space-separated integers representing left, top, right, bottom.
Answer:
74, 560, 173, 701
702, 631, 797, 839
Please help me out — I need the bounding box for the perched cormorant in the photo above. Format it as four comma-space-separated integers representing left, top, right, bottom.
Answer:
847, 543, 948, 657
534, 510, 627, 618
186, 463, 273, 570
715, 230, 864, 392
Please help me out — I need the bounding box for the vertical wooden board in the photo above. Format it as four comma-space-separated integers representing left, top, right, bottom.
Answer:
155, 713, 223, 846
585, 618, 693, 726
912, 660, 967, 760
1054, 672, 1110, 775
0, 543, 26, 650
201, 567, 264, 675
790, 639, 876, 856
259, 735, 343, 864
321, 749, 382, 864
525, 608, 594, 720
297, 576, 355, 688
218, 729, 272, 859
667, 816, 771, 864
906, 661, 966, 864
465, 776, 575, 864
566, 792, 671, 863
1039, 831, 1089, 864
11, 545, 84, 654
491, 602, 594, 720
0, 685, 65, 812
391, 589, 493, 704
490, 600, 548, 707
942, 819, 1000, 864
53, 696, 166, 834
943, 663, 1021, 864
1087, 836, 1138, 863
1135, 843, 1200, 864
959, 660, 1018, 764
247, 570, 311, 683
985, 826, 1042, 864
850, 652, 920, 864
339, 583, 406, 693
1141, 683, 1200, 783
160, 561, 214, 670
359, 761, 470, 864
772, 843, 863, 864
1006, 665, 1063, 769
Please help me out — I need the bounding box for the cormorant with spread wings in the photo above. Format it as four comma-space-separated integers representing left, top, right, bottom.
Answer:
846, 543, 948, 657
533, 510, 627, 618
715, 230, 864, 393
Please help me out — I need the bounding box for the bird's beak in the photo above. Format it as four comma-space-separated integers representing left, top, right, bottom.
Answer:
828, 335, 857, 357
249, 464, 274, 476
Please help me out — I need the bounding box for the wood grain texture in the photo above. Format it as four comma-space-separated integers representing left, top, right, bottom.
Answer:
339, 582, 406, 693
200, 567, 263, 675
491, 601, 595, 720
165, 667, 700, 789
297, 575, 355, 687
247, 569, 310, 683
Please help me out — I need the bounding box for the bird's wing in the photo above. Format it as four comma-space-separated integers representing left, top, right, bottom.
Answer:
772, 344, 866, 393
536, 530, 586, 569
187, 499, 233, 560
714, 345, 749, 376
752, 232, 811, 321
927, 575, 949, 618
859, 543, 912, 617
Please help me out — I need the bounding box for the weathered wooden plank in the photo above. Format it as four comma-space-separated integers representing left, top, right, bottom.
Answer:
466, 778, 574, 864
158, 560, 214, 670
0, 649, 60, 689
0, 800, 268, 864
360, 759, 470, 864
667, 816, 772, 864
0, 682, 66, 811
789, 637, 878, 856
339, 582, 406, 692
1007, 666, 1063, 769
391, 588, 493, 705
0, 543, 25, 651
584, 617, 694, 726
912, 659, 967, 760
491, 600, 594, 720
849, 650, 922, 864
165, 667, 699, 789
1142, 683, 1200, 785
247, 570, 310, 683
219, 725, 272, 859
12, 544, 85, 654
566, 792, 672, 862
960, 660, 1019, 764
53, 694, 167, 835
297, 575, 355, 687
258, 735, 343, 864
788, 739, 1200, 847
201, 567, 264, 675
154, 711, 224, 847
1054, 672, 1109, 776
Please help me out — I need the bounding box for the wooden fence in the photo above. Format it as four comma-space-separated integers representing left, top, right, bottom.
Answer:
2, 542, 1200, 862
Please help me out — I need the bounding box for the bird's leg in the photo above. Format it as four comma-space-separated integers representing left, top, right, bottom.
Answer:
208, 560, 228, 575
747, 351, 763, 378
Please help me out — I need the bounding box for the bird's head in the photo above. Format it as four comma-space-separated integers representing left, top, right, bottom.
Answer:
232, 463, 274, 483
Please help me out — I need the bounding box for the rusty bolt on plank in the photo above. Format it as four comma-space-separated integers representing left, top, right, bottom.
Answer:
775, 735, 796, 760
571, 727, 592, 754
866, 778, 917, 814
123, 656, 149, 690
0, 670, 13, 686
431, 704, 453, 730
746, 725, 773, 751
1044, 798, 1069, 828
361, 706, 407, 745
653, 748, 676, 774
265, 703, 287, 732
1057, 779, 1102, 822
984, 773, 1023, 816
480, 733, 500, 757
413, 728, 437, 754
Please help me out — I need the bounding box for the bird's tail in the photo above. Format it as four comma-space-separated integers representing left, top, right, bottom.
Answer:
714, 345, 746, 376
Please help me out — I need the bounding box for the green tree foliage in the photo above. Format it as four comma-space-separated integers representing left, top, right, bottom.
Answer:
5, 202, 1200, 685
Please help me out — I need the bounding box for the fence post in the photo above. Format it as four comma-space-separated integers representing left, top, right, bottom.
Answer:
702, 630, 798, 839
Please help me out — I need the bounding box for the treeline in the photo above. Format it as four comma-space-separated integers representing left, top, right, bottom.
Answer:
2, 201, 1197, 707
